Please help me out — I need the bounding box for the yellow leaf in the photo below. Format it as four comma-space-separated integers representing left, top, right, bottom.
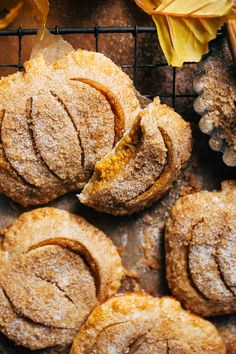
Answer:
0, 2, 23, 29
153, 0, 232, 17
135, 0, 235, 67
24, 0, 49, 28
137, 0, 161, 12
0, 0, 49, 29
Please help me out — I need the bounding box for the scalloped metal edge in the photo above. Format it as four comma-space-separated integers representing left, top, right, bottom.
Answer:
193, 39, 236, 167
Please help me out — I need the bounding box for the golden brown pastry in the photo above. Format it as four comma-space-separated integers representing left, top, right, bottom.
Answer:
0, 49, 140, 206
165, 180, 236, 317
194, 37, 236, 166
70, 293, 226, 354
0, 208, 123, 350
78, 98, 192, 215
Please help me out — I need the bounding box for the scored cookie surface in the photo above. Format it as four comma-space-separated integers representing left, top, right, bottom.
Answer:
0, 208, 123, 349
165, 180, 236, 316
0, 49, 140, 205
79, 98, 192, 215
70, 294, 226, 354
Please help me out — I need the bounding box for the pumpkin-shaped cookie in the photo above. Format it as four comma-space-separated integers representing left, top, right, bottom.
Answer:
0, 208, 123, 349
71, 294, 225, 354
165, 180, 236, 316
0, 50, 140, 205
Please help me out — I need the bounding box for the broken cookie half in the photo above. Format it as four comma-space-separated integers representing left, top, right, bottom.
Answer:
78, 98, 192, 215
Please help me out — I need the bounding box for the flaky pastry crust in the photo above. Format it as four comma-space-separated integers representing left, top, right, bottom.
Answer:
70, 293, 225, 354
165, 180, 236, 317
0, 207, 123, 349
0, 50, 140, 205
79, 98, 192, 215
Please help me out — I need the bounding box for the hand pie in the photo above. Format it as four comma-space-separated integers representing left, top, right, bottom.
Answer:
165, 180, 236, 317
70, 293, 225, 354
79, 98, 192, 215
0, 50, 140, 206
0, 208, 123, 350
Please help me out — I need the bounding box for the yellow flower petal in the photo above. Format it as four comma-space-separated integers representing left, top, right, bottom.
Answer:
135, 0, 235, 67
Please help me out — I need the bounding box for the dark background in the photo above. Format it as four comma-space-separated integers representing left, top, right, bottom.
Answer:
0, 2, 235, 353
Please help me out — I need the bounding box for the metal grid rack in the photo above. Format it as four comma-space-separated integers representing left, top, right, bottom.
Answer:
0, 26, 206, 109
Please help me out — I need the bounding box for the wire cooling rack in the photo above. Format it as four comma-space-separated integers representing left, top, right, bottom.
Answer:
0, 25, 222, 109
